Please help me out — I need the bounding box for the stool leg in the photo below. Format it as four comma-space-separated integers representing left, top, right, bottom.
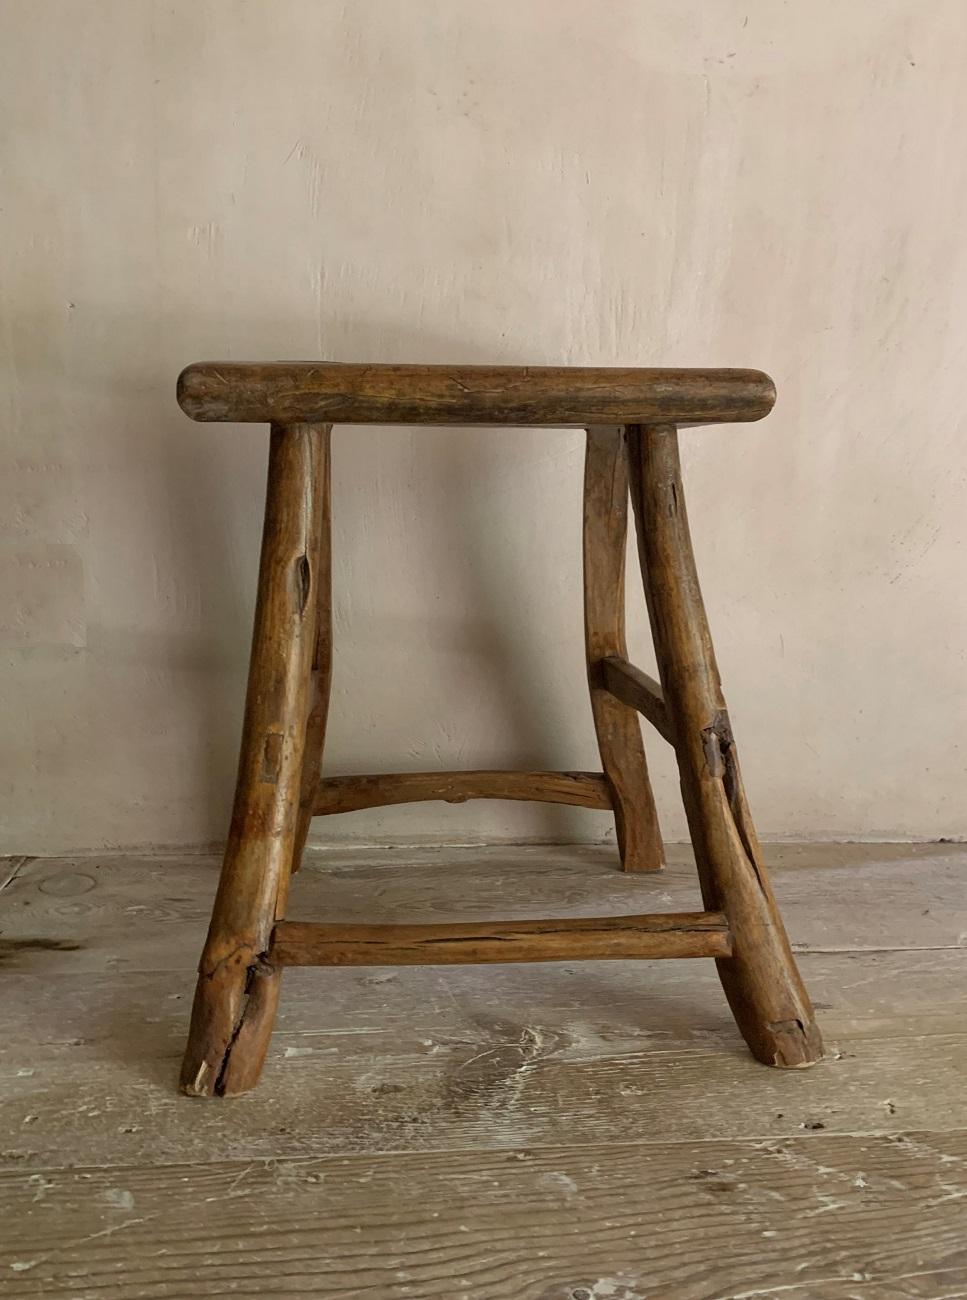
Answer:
583, 427, 664, 872
626, 424, 823, 1067
180, 422, 328, 1096
289, 426, 333, 882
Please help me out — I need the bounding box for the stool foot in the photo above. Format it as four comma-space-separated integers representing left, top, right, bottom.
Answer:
627, 424, 823, 1068
180, 423, 328, 1096
180, 944, 281, 1096
584, 427, 664, 872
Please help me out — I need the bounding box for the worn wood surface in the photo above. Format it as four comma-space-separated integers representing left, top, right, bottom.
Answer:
177, 362, 777, 426
583, 428, 664, 872
600, 655, 673, 744
2, 845, 967, 1298
313, 769, 612, 815
180, 423, 327, 1097
7, 1015, 967, 1167
4, 1131, 967, 1299
272, 911, 731, 966
291, 425, 333, 878
628, 424, 823, 1069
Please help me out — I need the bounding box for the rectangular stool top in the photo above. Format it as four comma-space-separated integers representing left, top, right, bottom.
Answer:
177, 362, 775, 427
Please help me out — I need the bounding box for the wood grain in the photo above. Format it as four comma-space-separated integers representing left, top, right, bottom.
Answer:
4, 849, 963, 1168
600, 654, 673, 744
313, 769, 612, 815
583, 427, 664, 872
290, 424, 333, 881
7, 1019, 967, 1167
177, 362, 776, 426
180, 422, 327, 1097
271, 911, 731, 966
8, 945, 967, 1082
4, 1131, 967, 1299
4, 840, 967, 1300
627, 424, 824, 1069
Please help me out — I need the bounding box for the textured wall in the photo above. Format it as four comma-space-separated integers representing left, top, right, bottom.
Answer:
1, 1, 965, 852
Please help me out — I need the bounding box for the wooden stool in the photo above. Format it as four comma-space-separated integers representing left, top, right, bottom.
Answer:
176, 362, 824, 1097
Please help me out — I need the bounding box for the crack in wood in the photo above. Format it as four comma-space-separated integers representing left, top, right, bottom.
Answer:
271, 913, 733, 967
702, 710, 764, 889
213, 952, 274, 1097
198, 941, 258, 982
0, 856, 35, 895
296, 553, 311, 615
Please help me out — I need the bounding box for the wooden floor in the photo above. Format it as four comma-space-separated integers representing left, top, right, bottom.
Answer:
2, 842, 967, 1298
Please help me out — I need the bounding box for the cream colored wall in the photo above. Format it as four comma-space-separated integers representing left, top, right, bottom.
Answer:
1, 0, 965, 854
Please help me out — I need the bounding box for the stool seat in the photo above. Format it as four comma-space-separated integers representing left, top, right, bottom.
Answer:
178, 361, 776, 427
176, 357, 823, 1100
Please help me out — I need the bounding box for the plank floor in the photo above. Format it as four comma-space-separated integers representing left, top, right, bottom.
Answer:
1, 843, 966, 1298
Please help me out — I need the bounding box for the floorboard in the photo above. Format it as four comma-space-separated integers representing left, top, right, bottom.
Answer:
3, 1132, 967, 1298
2, 843, 965, 1297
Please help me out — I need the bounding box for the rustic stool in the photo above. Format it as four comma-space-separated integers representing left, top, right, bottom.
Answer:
176, 362, 824, 1097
